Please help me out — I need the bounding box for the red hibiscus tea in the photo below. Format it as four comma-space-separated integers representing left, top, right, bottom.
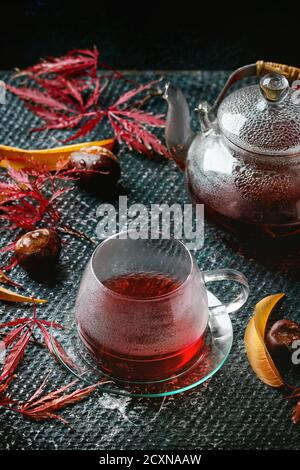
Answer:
103, 272, 181, 299
76, 271, 207, 382
75, 235, 214, 383
75, 233, 248, 382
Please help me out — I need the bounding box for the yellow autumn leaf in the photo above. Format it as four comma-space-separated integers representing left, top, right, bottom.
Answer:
0, 271, 12, 285
244, 293, 285, 388
0, 285, 47, 303
0, 138, 115, 171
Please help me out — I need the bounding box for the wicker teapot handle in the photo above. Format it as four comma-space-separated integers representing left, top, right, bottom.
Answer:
211, 60, 300, 115
256, 61, 300, 81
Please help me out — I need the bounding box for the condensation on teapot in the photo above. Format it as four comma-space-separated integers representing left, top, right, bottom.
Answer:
163, 61, 300, 237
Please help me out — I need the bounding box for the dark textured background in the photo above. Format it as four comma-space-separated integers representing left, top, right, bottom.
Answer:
0, 1, 299, 70
0, 70, 300, 450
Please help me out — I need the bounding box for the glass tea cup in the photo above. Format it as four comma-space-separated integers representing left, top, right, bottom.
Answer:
75, 232, 249, 383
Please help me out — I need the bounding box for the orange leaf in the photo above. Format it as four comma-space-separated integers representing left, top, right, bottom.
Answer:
0, 271, 18, 286
244, 293, 285, 388
0, 139, 115, 171
0, 286, 47, 303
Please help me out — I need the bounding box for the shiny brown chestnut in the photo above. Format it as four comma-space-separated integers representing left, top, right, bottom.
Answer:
70, 146, 121, 197
266, 319, 300, 369
15, 228, 61, 276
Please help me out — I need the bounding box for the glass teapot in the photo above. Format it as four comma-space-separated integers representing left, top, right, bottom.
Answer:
164, 61, 300, 237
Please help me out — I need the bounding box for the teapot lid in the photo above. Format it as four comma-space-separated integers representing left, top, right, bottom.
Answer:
217, 73, 300, 156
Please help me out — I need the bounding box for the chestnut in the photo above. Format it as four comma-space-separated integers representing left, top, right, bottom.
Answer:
15, 228, 61, 276
70, 146, 121, 197
266, 319, 300, 369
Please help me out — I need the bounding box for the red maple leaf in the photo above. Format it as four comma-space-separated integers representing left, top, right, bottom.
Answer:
0, 302, 76, 382
0, 372, 101, 425
18, 377, 97, 424
7, 47, 169, 158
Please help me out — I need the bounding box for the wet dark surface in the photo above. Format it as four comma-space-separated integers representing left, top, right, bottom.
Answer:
0, 71, 300, 449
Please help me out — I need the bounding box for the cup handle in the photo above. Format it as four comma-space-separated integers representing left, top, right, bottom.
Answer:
203, 269, 249, 316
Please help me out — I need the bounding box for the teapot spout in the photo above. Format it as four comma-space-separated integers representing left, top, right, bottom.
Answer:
163, 83, 194, 170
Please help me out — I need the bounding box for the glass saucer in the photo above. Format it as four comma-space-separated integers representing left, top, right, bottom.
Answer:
50, 291, 233, 397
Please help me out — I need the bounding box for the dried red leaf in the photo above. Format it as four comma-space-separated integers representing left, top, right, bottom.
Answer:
8, 48, 168, 159
37, 322, 78, 370
0, 167, 61, 241
19, 378, 97, 422
63, 112, 104, 143
0, 375, 14, 397
108, 113, 169, 157
25, 103, 66, 122
85, 77, 101, 109
7, 166, 32, 187
0, 374, 98, 424
25, 372, 53, 406
6, 85, 73, 113
22, 47, 99, 78
110, 79, 161, 108
0, 165, 96, 269
31, 115, 84, 132
0, 318, 33, 329
0, 304, 75, 380
0, 375, 15, 407
0, 395, 14, 407
0, 328, 32, 381
2, 324, 29, 347
65, 79, 85, 109
116, 109, 165, 127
